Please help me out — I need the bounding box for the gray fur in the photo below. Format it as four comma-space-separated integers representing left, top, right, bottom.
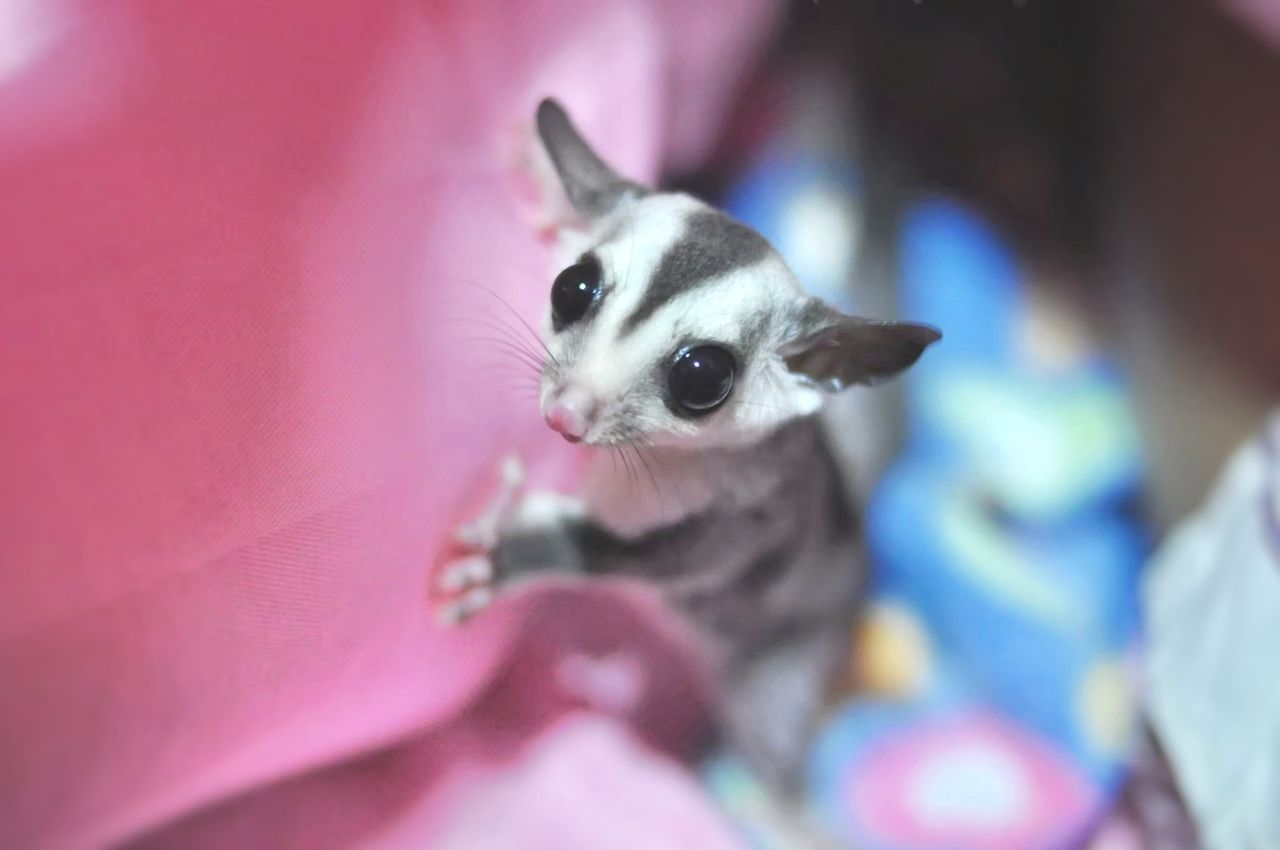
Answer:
536, 99, 646, 220
493, 416, 861, 792
502, 97, 941, 798
783, 299, 942, 392
621, 210, 771, 334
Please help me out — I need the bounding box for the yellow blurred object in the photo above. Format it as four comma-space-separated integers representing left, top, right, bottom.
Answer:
853, 602, 933, 697
1078, 658, 1137, 759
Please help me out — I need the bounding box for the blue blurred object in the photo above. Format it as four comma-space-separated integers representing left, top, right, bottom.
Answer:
898, 200, 1144, 520
703, 187, 1147, 850
898, 200, 1023, 366
811, 199, 1147, 849
723, 150, 862, 312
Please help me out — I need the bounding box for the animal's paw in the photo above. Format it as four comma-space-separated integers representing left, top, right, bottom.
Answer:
429, 454, 524, 627
433, 554, 497, 625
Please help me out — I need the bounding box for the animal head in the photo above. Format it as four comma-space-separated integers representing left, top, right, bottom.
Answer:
534, 98, 940, 450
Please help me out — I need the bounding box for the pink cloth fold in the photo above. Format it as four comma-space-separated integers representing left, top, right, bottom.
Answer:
0, 1, 778, 847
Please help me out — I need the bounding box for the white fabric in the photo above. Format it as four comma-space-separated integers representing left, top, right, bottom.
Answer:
1145, 412, 1280, 850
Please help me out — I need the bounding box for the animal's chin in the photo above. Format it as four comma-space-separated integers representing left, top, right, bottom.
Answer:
575, 432, 639, 449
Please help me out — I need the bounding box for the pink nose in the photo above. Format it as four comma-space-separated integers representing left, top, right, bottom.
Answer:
544, 403, 587, 443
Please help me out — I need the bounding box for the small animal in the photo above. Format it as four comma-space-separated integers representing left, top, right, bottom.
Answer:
435, 97, 940, 793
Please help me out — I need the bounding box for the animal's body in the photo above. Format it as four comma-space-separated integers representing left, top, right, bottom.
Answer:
435, 98, 939, 793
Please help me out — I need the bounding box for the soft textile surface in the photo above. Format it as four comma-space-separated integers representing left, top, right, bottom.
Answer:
1222, 0, 1280, 49
1144, 413, 1280, 848
0, 2, 777, 847
427, 715, 745, 850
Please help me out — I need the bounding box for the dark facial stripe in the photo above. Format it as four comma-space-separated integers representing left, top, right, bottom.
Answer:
621, 209, 771, 334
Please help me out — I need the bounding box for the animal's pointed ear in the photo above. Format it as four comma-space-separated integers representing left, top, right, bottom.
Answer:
780, 300, 941, 392
536, 97, 647, 221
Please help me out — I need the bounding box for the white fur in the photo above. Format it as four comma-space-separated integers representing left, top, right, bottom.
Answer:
540, 194, 824, 453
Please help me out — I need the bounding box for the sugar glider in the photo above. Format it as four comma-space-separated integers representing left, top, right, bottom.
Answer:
434, 98, 940, 793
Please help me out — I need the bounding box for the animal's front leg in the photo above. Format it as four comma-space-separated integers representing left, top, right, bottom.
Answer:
432, 455, 588, 625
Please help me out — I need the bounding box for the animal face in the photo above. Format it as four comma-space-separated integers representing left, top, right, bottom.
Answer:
533, 99, 939, 450
540, 193, 825, 448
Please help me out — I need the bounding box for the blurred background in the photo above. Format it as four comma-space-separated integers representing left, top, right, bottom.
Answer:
2, 1, 1278, 848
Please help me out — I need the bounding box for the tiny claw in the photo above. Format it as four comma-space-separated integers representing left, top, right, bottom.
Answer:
437, 555, 493, 593
454, 521, 489, 549
436, 586, 495, 627
436, 603, 466, 627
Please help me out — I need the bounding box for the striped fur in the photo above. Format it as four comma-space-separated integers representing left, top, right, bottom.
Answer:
509, 98, 940, 796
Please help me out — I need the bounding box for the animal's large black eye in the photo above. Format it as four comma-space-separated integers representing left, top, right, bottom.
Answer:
551, 258, 601, 327
669, 345, 735, 415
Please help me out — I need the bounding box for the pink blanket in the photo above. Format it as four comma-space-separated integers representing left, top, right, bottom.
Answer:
0, 2, 777, 846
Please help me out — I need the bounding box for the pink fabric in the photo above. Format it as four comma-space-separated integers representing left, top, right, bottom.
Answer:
425, 715, 745, 850
1222, 0, 1280, 49
124, 586, 726, 850
0, 2, 778, 847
